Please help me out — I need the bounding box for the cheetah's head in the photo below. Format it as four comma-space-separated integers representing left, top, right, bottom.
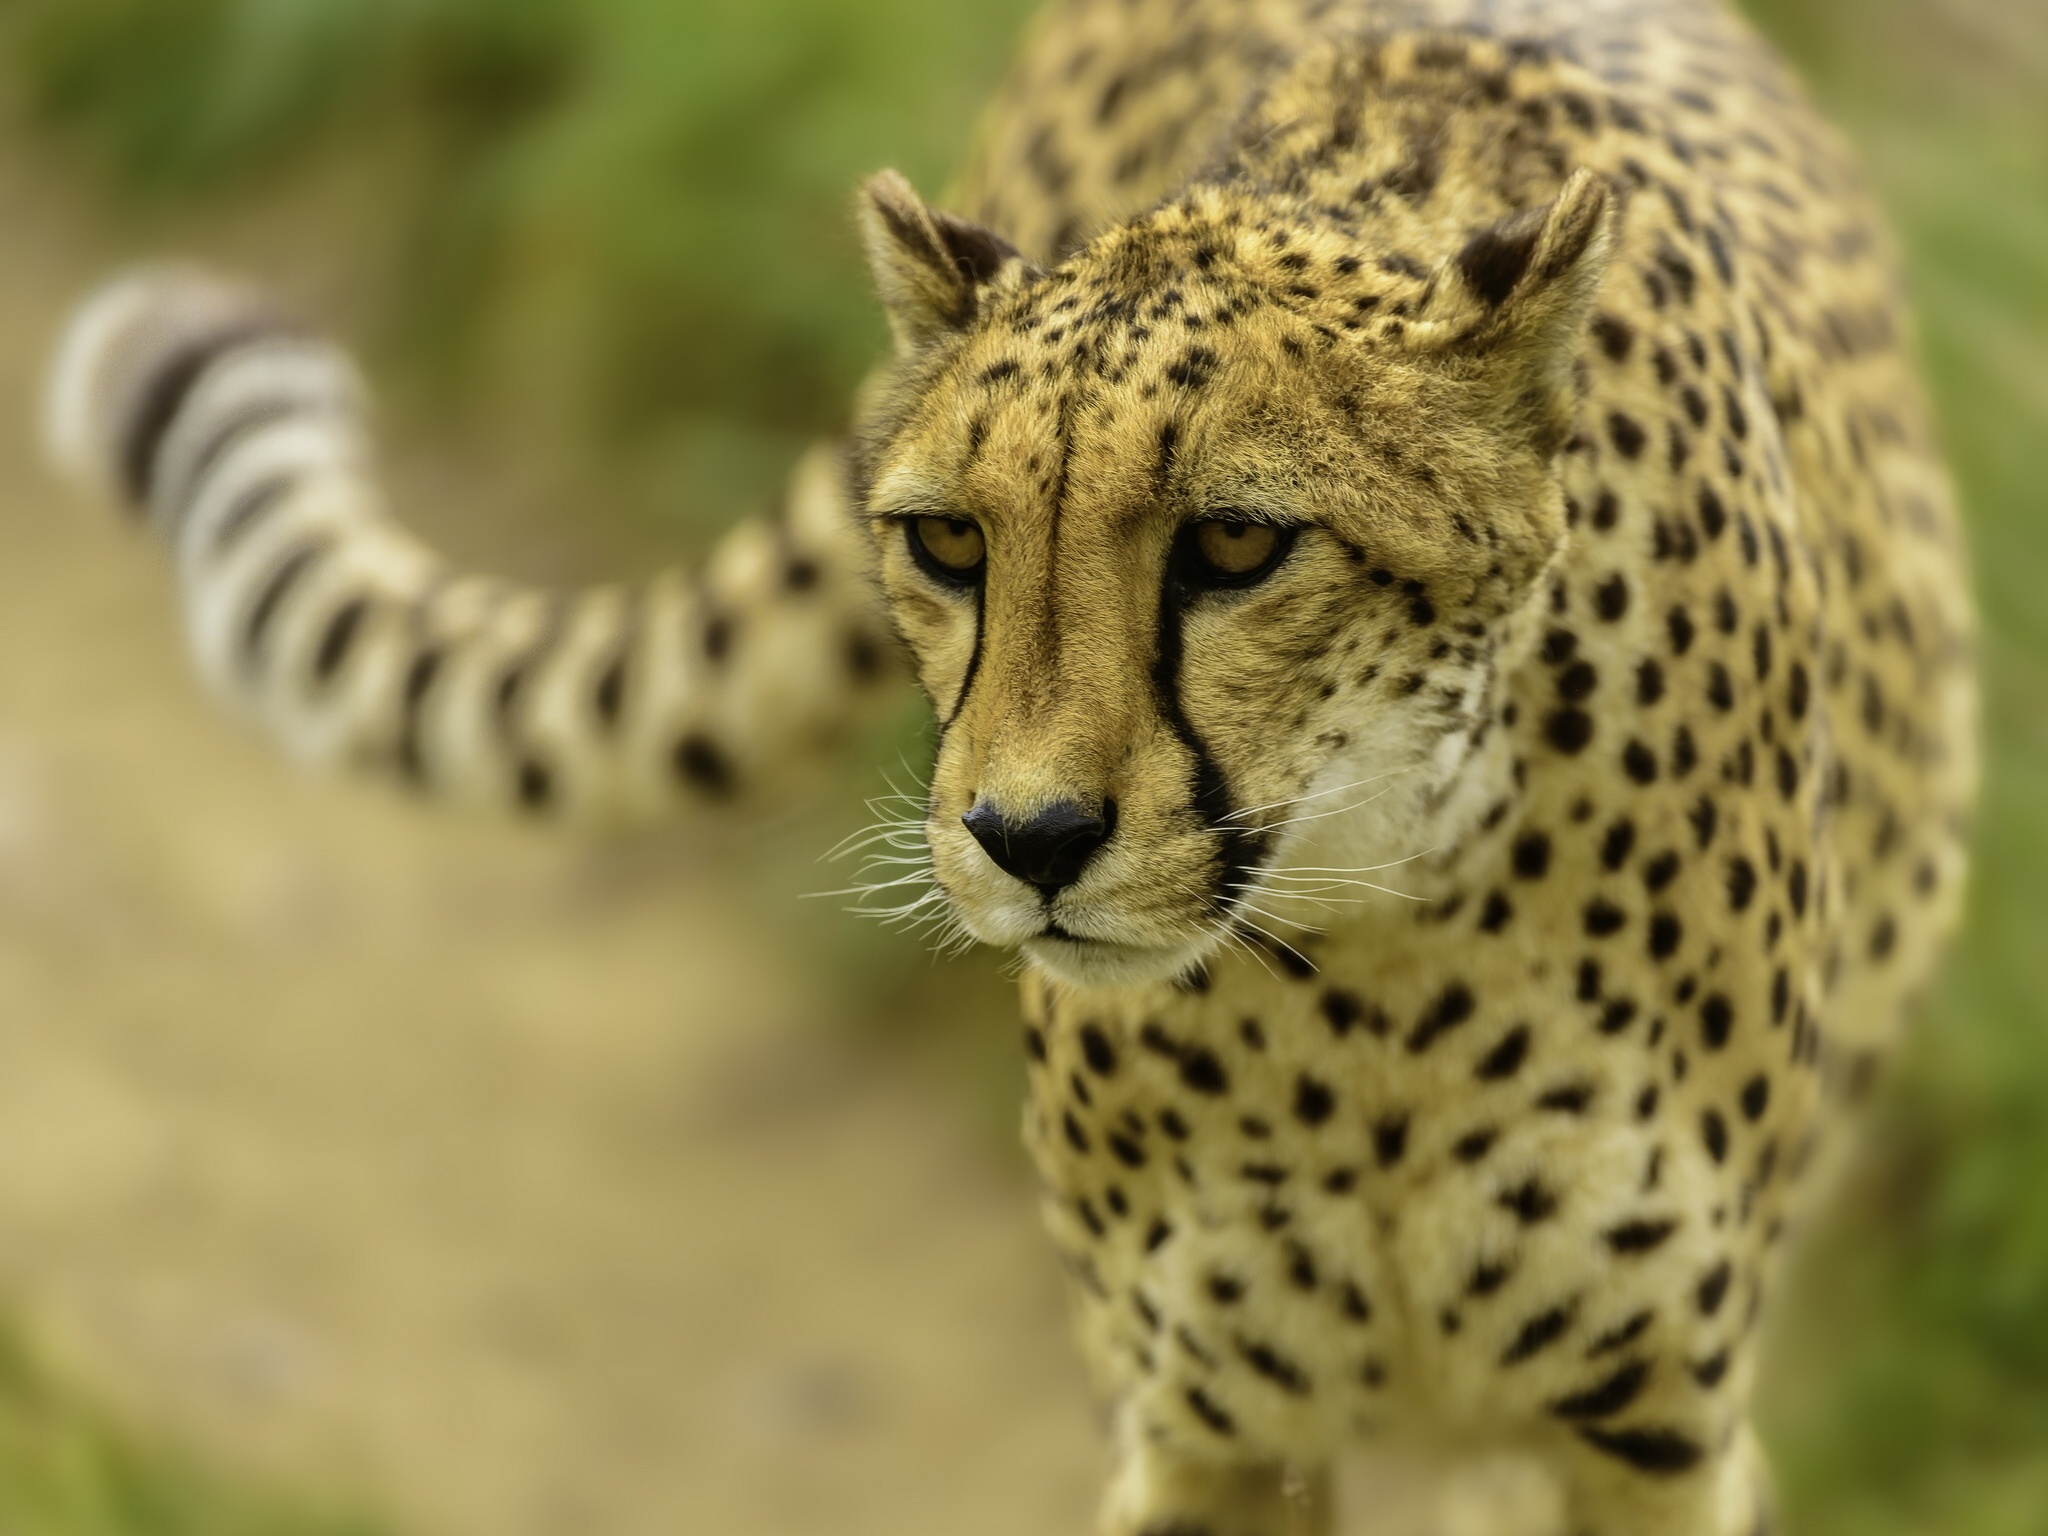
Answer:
854, 169, 1614, 988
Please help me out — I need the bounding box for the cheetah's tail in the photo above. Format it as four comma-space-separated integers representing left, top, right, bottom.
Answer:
44, 266, 900, 826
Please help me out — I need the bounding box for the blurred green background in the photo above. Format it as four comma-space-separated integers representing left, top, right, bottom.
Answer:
0, 0, 2042, 1533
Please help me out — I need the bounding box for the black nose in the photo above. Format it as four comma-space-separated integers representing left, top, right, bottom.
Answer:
962, 798, 1115, 895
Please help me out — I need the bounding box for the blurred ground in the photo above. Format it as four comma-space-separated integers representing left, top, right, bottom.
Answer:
0, 140, 1115, 1536
0, 2, 2041, 1535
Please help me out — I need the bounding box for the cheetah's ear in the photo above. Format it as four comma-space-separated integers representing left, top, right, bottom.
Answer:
860, 170, 1040, 352
1413, 169, 1617, 458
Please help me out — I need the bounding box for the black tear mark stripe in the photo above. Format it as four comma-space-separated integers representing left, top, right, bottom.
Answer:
940, 579, 987, 733
119, 319, 289, 506
1151, 561, 1268, 905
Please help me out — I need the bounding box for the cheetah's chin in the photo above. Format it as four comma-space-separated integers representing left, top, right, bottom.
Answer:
1020, 932, 1214, 991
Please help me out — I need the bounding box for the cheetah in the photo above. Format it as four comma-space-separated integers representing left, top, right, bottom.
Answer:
45, 0, 1976, 1532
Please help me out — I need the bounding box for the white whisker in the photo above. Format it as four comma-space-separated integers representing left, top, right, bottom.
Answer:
1220, 766, 1417, 824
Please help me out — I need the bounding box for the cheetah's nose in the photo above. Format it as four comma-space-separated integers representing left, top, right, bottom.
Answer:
962, 798, 1116, 896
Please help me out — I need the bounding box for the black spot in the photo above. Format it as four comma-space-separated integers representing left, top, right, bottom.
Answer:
1237, 1339, 1310, 1395
1503, 1303, 1576, 1364
1585, 899, 1627, 937
1638, 659, 1667, 706
1776, 746, 1801, 801
1668, 607, 1696, 655
1480, 891, 1515, 932
1689, 796, 1720, 849
1595, 576, 1631, 622
1579, 1426, 1704, 1475
1606, 1220, 1678, 1255
1409, 984, 1477, 1053
1559, 661, 1599, 701
1455, 1128, 1500, 1163
1589, 1311, 1655, 1357
1513, 831, 1553, 879
1468, 1260, 1514, 1298
1609, 412, 1649, 459
1706, 663, 1735, 712
1294, 1076, 1336, 1126
1741, 1076, 1772, 1121
704, 614, 734, 664
1551, 1359, 1652, 1420
1547, 709, 1596, 754
1644, 852, 1682, 892
1698, 484, 1728, 539
1499, 1179, 1559, 1224
1180, 1048, 1228, 1095
1692, 1349, 1732, 1388
675, 734, 736, 797
1081, 1025, 1119, 1076
1184, 1386, 1236, 1436
1602, 821, 1638, 871
1539, 1083, 1596, 1114
1623, 741, 1660, 784
1478, 1026, 1531, 1081
1728, 856, 1761, 913
1701, 995, 1734, 1049
1591, 313, 1636, 362
1578, 959, 1603, 1002
516, 759, 553, 810
1697, 1261, 1734, 1316
1374, 1116, 1410, 1168
1648, 914, 1683, 960
1701, 1109, 1730, 1164
1321, 988, 1385, 1038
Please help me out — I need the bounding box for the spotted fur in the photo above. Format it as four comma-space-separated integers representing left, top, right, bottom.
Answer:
856, 3, 1974, 1533
44, 2, 1975, 1532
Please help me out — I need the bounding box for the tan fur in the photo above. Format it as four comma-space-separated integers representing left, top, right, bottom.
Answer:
856, 4, 1975, 1532
49, 3, 1976, 1532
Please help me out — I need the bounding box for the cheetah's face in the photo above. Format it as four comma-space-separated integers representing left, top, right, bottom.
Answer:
855, 172, 1614, 987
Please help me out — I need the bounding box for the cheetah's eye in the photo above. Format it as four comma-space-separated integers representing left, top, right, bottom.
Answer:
908, 516, 987, 586
1178, 518, 1296, 590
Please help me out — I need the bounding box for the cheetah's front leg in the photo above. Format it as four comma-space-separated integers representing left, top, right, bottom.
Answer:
1557, 1421, 1775, 1536
1100, 1418, 1330, 1536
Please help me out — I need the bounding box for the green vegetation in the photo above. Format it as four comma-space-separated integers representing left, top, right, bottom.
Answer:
1733, 3, 2048, 1532
0, 1323, 384, 1536
3, 1, 2045, 1532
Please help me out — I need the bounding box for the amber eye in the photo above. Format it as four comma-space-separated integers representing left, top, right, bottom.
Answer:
908, 516, 987, 585
1179, 518, 1295, 589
